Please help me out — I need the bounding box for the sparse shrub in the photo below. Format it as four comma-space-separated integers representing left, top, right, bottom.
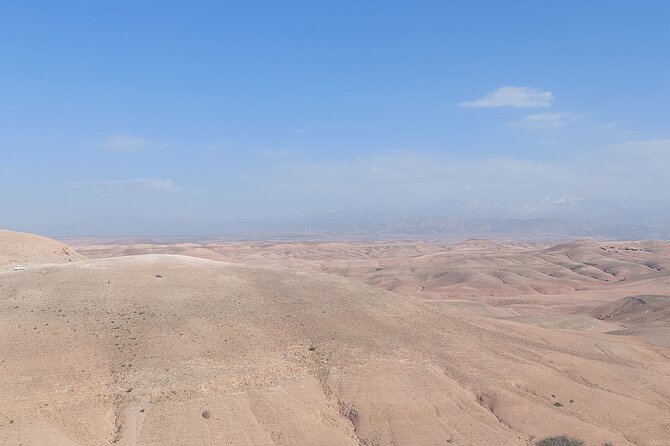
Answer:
553, 401, 563, 407
202, 410, 210, 419
536, 436, 584, 446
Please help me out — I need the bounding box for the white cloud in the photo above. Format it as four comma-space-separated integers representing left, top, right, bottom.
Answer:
93, 178, 178, 192
100, 134, 150, 152
253, 139, 670, 214
515, 112, 576, 128
460, 86, 554, 108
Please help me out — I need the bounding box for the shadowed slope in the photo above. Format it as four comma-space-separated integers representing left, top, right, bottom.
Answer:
591, 295, 670, 324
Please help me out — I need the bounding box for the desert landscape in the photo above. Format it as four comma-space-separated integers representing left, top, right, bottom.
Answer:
2, 229, 670, 445
4, 2, 669, 445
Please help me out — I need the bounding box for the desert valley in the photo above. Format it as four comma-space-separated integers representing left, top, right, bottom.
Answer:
1, 229, 669, 445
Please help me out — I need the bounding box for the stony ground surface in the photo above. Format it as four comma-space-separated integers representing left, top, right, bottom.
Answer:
2, 231, 670, 445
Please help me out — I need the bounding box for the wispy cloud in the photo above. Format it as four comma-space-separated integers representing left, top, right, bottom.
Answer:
100, 134, 150, 152
252, 138, 670, 214
460, 86, 554, 108
515, 112, 577, 128
93, 178, 178, 192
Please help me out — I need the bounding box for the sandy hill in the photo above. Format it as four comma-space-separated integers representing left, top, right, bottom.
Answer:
75, 238, 670, 300
2, 235, 670, 445
591, 295, 670, 325
587, 295, 670, 349
0, 230, 85, 268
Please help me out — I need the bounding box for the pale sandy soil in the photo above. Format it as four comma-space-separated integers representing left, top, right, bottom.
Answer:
0, 230, 84, 268
2, 231, 670, 445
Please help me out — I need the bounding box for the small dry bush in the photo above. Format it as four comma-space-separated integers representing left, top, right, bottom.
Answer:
536, 436, 584, 446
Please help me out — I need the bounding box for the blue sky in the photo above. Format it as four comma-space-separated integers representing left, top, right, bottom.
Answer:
1, 1, 669, 235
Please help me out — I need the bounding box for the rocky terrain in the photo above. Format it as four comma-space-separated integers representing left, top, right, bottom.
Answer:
2, 231, 670, 445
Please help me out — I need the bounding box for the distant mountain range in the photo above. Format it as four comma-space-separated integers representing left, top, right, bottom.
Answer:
424, 197, 670, 223
53, 197, 670, 241
201, 197, 670, 242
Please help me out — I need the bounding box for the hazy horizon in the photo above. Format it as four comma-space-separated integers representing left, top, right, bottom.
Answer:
3, 5, 670, 443
2, 2, 669, 235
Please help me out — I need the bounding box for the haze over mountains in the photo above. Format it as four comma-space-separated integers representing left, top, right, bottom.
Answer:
273, 196, 670, 240
57, 196, 668, 241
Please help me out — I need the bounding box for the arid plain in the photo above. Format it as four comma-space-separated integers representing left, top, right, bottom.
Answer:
2, 230, 670, 445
